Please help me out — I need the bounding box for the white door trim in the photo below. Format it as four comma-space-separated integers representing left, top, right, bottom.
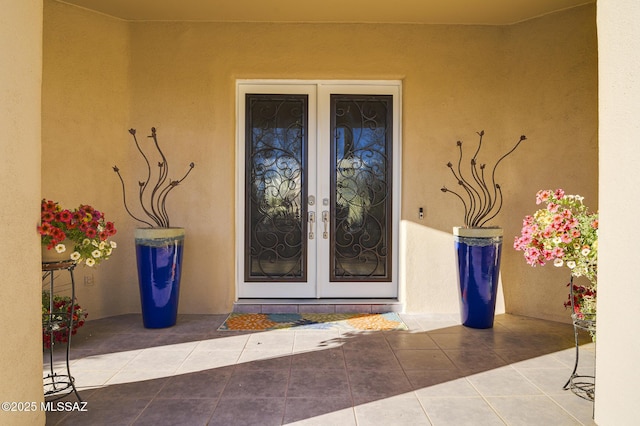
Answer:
235, 83, 318, 298
235, 80, 402, 299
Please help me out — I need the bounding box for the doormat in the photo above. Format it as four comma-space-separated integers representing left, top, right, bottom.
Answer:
218, 312, 408, 331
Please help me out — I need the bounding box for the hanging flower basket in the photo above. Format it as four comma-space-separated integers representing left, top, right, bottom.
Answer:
38, 199, 118, 267
515, 189, 598, 339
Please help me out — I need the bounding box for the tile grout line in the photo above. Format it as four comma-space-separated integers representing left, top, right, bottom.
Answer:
343, 341, 363, 426
384, 330, 445, 425
207, 331, 255, 424
464, 377, 510, 425
281, 330, 297, 426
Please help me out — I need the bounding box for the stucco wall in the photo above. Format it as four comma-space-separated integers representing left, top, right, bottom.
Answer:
42, 1, 597, 321
0, 1, 45, 425
42, 1, 135, 316
500, 6, 598, 321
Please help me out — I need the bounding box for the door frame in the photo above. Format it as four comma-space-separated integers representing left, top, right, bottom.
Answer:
235, 79, 402, 299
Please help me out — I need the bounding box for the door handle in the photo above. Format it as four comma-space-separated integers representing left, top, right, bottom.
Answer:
308, 211, 315, 240
322, 211, 329, 239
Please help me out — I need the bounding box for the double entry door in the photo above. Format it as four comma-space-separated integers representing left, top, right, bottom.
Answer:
237, 82, 400, 298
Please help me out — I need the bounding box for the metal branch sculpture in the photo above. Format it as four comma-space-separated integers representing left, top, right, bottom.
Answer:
441, 130, 526, 228
113, 127, 195, 228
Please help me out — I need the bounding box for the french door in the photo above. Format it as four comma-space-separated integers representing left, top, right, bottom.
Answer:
236, 81, 400, 298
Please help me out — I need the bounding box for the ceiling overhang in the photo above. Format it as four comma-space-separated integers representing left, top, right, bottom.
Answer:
57, 0, 594, 25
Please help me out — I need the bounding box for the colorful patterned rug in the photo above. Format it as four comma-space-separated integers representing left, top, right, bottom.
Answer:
218, 312, 408, 331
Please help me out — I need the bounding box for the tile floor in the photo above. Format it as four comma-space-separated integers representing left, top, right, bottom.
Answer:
44, 313, 596, 425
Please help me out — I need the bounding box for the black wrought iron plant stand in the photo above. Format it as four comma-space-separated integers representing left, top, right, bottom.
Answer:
563, 276, 596, 402
42, 260, 82, 402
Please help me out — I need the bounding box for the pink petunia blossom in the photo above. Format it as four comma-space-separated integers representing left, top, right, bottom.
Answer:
543, 249, 554, 261
514, 235, 532, 250
536, 190, 552, 205
521, 224, 535, 236
552, 214, 564, 225
524, 253, 539, 266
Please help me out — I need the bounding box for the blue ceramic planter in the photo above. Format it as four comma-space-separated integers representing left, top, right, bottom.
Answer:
454, 227, 503, 329
135, 228, 185, 328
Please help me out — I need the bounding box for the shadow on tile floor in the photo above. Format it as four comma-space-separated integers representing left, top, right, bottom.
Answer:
43, 313, 596, 425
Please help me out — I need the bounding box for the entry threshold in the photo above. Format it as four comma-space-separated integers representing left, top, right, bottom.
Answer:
233, 298, 403, 314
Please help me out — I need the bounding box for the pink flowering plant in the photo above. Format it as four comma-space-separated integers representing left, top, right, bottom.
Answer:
38, 199, 118, 267
514, 189, 598, 316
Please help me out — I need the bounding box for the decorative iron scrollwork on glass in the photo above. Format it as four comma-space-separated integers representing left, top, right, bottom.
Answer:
331, 95, 392, 281
245, 94, 308, 281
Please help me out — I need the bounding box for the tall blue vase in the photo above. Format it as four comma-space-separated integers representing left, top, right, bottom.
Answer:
135, 228, 185, 328
453, 227, 503, 329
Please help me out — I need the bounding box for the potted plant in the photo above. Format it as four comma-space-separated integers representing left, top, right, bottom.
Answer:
441, 130, 526, 328
38, 199, 114, 354
38, 199, 118, 266
42, 291, 88, 350
113, 127, 195, 328
514, 189, 598, 338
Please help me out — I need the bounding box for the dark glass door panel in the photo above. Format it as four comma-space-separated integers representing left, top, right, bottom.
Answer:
330, 95, 393, 281
245, 94, 308, 281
